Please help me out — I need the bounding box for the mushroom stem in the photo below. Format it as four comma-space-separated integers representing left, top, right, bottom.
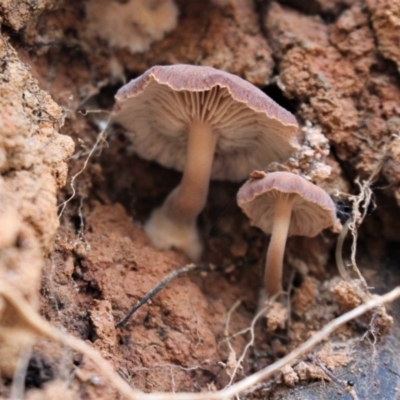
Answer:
163, 121, 218, 222
144, 121, 218, 260
264, 195, 293, 296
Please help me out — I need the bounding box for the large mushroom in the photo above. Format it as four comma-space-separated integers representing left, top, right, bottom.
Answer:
113, 65, 299, 260
237, 171, 337, 296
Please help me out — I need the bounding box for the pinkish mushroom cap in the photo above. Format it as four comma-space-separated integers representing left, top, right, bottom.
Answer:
237, 171, 337, 237
113, 65, 299, 260
237, 171, 336, 296
114, 64, 299, 181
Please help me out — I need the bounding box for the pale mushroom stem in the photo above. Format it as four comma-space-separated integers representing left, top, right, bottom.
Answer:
264, 195, 293, 296
163, 121, 218, 222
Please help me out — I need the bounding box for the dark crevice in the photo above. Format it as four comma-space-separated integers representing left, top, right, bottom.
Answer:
25, 354, 55, 389
87, 319, 97, 343
253, 0, 272, 38
274, 0, 352, 24
70, 214, 85, 234
262, 82, 298, 114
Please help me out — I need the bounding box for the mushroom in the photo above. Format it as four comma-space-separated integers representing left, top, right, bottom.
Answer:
237, 171, 337, 296
85, 0, 179, 54
113, 65, 299, 260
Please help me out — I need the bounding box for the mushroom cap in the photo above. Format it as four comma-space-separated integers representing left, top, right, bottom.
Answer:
237, 171, 337, 237
113, 64, 299, 181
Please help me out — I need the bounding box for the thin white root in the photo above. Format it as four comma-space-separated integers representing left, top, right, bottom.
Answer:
335, 135, 399, 291
58, 112, 112, 218
225, 303, 271, 387
2, 281, 399, 400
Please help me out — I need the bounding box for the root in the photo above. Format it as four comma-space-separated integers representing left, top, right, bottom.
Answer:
58, 110, 112, 218
225, 303, 271, 387
335, 134, 399, 294
2, 281, 399, 400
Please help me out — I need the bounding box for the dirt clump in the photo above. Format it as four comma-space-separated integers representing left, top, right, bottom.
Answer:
367, 0, 400, 74
332, 280, 394, 336
266, 2, 400, 199
0, 0, 55, 31
0, 35, 73, 378
292, 276, 319, 316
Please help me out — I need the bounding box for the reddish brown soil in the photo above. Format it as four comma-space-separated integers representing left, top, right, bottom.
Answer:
0, 1, 399, 399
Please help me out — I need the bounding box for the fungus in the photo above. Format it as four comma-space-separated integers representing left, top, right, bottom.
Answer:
237, 171, 337, 296
113, 65, 299, 260
85, 0, 179, 53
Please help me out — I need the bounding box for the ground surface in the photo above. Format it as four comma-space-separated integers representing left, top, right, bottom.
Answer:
0, 0, 399, 399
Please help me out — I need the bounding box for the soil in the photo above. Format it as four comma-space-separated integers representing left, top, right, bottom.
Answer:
0, 0, 399, 399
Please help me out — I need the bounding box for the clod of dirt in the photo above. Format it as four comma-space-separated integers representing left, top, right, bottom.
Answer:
0, 0, 54, 31
0, 35, 74, 377
266, 1, 400, 202
280, 364, 299, 388
367, 0, 400, 74
293, 361, 328, 382
292, 276, 319, 316
331, 280, 363, 310
265, 301, 288, 333
332, 280, 394, 336
89, 300, 117, 350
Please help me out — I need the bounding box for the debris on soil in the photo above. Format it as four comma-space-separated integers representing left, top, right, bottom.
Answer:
367, 0, 400, 74
292, 276, 319, 316
279, 364, 299, 388
332, 280, 394, 336
293, 360, 329, 382
265, 301, 288, 333
332, 280, 363, 310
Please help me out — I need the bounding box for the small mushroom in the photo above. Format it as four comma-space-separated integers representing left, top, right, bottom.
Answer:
237, 171, 337, 296
85, 0, 179, 54
113, 65, 299, 260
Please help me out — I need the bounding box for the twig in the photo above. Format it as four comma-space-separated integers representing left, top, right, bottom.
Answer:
0, 282, 399, 400
116, 264, 214, 328
10, 344, 32, 400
